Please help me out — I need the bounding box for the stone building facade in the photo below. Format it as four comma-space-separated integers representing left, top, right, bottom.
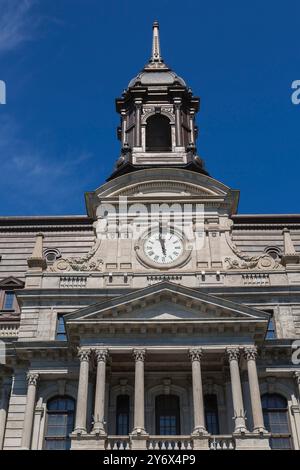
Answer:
0, 23, 300, 451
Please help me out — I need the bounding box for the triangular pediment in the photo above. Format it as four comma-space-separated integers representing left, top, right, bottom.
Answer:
65, 281, 269, 324
0, 276, 25, 289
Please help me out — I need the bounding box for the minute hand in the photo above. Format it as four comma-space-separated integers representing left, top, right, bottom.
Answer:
159, 236, 166, 256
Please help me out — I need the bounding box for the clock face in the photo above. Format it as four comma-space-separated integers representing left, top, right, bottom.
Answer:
143, 231, 183, 265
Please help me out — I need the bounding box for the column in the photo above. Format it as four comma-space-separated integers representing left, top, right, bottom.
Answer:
174, 98, 182, 147
21, 372, 39, 449
134, 99, 142, 147
226, 348, 248, 433
132, 348, 146, 434
244, 347, 268, 433
121, 109, 127, 146
0, 382, 10, 449
189, 349, 207, 435
189, 109, 195, 145
295, 372, 300, 399
293, 372, 300, 449
92, 349, 109, 435
73, 348, 91, 434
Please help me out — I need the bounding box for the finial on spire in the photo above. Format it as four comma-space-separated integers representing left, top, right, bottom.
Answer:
151, 21, 162, 63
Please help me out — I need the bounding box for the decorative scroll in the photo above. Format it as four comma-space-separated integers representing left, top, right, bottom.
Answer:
224, 232, 280, 271
49, 240, 103, 272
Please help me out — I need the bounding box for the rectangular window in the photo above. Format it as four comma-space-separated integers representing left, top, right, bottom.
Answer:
266, 318, 276, 339
3, 291, 15, 310
264, 309, 276, 339
56, 315, 67, 341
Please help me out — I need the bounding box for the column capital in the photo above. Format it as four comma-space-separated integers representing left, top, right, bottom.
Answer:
94, 348, 109, 363
26, 373, 39, 387
226, 347, 241, 362
133, 348, 146, 362
243, 346, 258, 361
78, 348, 91, 362
189, 348, 203, 362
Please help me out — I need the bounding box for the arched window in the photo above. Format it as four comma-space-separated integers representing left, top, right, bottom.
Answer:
262, 393, 292, 449
155, 395, 180, 435
44, 396, 75, 450
116, 395, 130, 435
204, 394, 220, 435
146, 114, 171, 152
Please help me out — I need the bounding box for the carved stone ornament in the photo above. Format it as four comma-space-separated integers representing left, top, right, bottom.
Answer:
132, 348, 146, 362
224, 232, 280, 271
78, 348, 92, 362
226, 347, 240, 362
94, 349, 109, 363
26, 373, 39, 387
49, 239, 103, 272
243, 346, 258, 361
189, 348, 203, 362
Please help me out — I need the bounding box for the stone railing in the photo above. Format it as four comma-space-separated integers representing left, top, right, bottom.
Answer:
0, 323, 19, 338
105, 435, 235, 451
147, 436, 193, 450
242, 273, 270, 286
209, 435, 235, 450
106, 436, 131, 450
59, 276, 87, 288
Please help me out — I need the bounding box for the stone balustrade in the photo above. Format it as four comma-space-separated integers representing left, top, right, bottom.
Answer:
209, 435, 235, 450
147, 436, 193, 450
106, 436, 131, 450
0, 323, 19, 337
59, 276, 87, 288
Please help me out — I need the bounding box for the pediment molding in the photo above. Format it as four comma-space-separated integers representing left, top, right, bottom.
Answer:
65, 282, 269, 324
0, 276, 25, 289
108, 180, 218, 197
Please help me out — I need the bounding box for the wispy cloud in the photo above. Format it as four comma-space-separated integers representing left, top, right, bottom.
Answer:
0, 115, 93, 214
0, 0, 37, 54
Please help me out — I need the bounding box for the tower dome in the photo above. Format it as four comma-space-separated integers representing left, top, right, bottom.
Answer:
128, 21, 186, 88
109, 21, 208, 180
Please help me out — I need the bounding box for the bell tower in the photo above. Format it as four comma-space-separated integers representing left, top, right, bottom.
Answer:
109, 21, 208, 180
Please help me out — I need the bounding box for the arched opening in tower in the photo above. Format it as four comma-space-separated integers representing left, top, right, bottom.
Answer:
146, 114, 172, 152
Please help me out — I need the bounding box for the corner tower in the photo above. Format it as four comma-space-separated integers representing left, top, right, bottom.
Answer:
109, 21, 208, 180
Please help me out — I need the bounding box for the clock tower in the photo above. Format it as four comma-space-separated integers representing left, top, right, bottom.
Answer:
81, 21, 242, 278
110, 21, 208, 180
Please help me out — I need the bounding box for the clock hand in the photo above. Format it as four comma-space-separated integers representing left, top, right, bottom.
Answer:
159, 235, 166, 256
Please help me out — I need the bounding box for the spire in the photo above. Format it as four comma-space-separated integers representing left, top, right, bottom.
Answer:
151, 21, 162, 63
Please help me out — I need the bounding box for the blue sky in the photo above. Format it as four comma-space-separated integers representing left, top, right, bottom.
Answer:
0, 0, 299, 216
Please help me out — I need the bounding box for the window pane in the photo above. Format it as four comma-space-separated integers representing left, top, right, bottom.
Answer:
155, 395, 180, 435
3, 291, 14, 310
116, 395, 129, 435
45, 397, 75, 450
56, 316, 67, 341
262, 394, 292, 449
266, 319, 276, 339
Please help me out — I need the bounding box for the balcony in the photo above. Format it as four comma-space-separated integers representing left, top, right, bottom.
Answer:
105, 435, 235, 450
